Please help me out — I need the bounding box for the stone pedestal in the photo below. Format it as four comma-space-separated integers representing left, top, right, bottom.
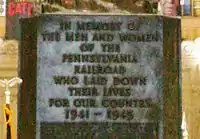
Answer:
19, 14, 181, 139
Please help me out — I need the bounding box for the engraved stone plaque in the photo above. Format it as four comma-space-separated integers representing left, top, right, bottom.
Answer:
19, 14, 181, 139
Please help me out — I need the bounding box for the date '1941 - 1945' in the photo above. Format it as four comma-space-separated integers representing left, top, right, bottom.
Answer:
65, 108, 134, 121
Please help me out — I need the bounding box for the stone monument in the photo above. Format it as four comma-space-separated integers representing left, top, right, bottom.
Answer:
18, 14, 181, 139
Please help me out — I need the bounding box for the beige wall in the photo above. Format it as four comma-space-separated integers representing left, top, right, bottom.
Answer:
0, 17, 5, 37
0, 16, 6, 139
182, 16, 200, 139
0, 55, 17, 139
182, 58, 200, 139
182, 17, 200, 40
0, 54, 18, 139
0, 16, 18, 139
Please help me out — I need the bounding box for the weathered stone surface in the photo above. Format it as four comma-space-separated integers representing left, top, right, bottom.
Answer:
19, 14, 181, 139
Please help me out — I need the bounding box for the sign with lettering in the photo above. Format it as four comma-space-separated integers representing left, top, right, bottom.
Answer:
6, 0, 36, 40
19, 14, 181, 139
7, 1, 32, 16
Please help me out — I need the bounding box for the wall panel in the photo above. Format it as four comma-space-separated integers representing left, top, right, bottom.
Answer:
0, 41, 18, 139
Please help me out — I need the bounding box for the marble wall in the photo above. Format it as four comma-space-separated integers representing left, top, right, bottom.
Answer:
0, 17, 5, 37
0, 40, 18, 139
182, 54, 200, 139
182, 17, 200, 40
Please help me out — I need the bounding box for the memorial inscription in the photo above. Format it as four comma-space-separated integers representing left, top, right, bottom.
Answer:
19, 14, 181, 139
38, 16, 160, 139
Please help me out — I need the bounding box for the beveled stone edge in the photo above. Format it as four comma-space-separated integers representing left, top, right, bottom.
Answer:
42, 13, 181, 19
